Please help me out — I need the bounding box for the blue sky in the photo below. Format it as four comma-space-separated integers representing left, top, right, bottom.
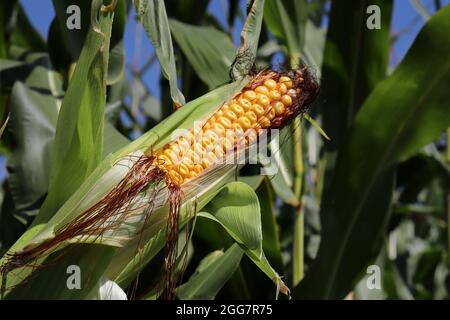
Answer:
1, 0, 448, 182
19, 0, 449, 96
20, 0, 450, 79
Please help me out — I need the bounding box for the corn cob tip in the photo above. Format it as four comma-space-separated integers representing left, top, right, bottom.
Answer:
154, 68, 319, 186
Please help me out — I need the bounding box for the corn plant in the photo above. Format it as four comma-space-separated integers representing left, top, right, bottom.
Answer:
0, 0, 449, 300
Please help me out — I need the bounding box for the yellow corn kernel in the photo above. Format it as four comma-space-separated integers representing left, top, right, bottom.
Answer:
169, 171, 183, 185
179, 164, 190, 178
177, 139, 190, 155
201, 158, 211, 169
232, 123, 245, 138
258, 116, 271, 128
238, 98, 252, 111
153, 72, 300, 185
223, 137, 234, 152
214, 146, 225, 159
278, 83, 287, 94
193, 142, 203, 156
230, 103, 245, 116
192, 152, 202, 165
201, 138, 212, 150
157, 154, 172, 166
255, 85, 269, 95
269, 90, 281, 101
182, 156, 193, 167
266, 107, 276, 120
203, 121, 212, 131
251, 103, 265, 117
164, 148, 180, 163
189, 171, 197, 178
212, 123, 226, 137
264, 79, 277, 90
185, 127, 201, 144
272, 101, 285, 116
245, 111, 258, 124
256, 94, 270, 107
218, 116, 233, 129
237, 116, 252, 130
279, 76, 293, 88
223, 110, 238, 122
243, 90, 257, 101
281, 94, 293, 106
205, 150, 217, 161
170, 143, 183, 156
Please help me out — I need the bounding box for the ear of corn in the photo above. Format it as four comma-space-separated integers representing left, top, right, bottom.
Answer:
0, 67, 318, 299
153, 70, 311, 186
0, 79, 249, 296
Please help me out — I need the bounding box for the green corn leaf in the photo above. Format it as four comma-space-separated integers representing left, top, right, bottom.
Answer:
231, 0, 266, 79
176, 244, 243, 300
197, 182, 288, 295
0, 1, 15, 58
107, 40, 125, 85
245, 249, 289, 297
238, 175, 264, 190
9, 4, 46, 52
110, 165, 241, 288
0, 77, 248, 297
50, 0, 91, 65
106, 0, 127, 85
321, 0, 393, 153
199, 209, 289, 297
303, 21, 326, 73
49, 0, 127, 82
169, 19, 235, 89
7, 78, 58, 216
257, 180, 283, 274
303, 113, 330, 141
37, 1, 114, 225
5, 62, 128, 222
7, 63, 63, 206
0, 2, 115, 297
266, 126, 299, 206
264, 0, 307, 63
5, 244, 116, 299
134, 0, 185, 106
294, 5, 450, 299
200, 182, 262, 256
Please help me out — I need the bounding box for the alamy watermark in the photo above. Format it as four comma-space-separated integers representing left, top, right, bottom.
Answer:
366, 5, 381, 30
66, 5, 81, 30
66, 264, 81, 290
366, 264, 381, 290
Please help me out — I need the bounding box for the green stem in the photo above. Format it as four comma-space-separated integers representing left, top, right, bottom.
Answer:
293, 205, 304, 286
447, 193, 450, 265
292, 117, 304, 286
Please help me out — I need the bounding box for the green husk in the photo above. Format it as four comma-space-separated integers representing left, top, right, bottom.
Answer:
0, 77, 249, 297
